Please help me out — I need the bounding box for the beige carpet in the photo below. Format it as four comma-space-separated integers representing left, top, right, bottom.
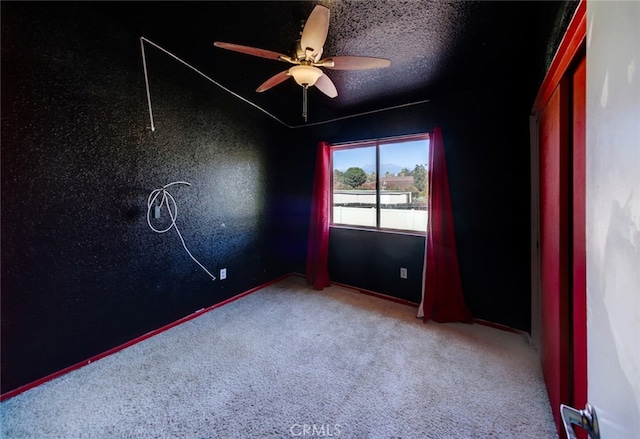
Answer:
0, 275, 557, 438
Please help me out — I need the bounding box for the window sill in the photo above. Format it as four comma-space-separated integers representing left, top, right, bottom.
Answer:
329, 224, 426, 237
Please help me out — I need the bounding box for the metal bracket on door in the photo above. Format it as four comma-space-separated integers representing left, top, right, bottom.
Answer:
560, 403, 600, 439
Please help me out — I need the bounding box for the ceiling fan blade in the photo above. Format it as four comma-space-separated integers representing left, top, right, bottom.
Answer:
214, 41, 288, 61
256, 70, 291, 93
300, 5, 330, 61
314, 74, 338, 98
321, 56, 391, 70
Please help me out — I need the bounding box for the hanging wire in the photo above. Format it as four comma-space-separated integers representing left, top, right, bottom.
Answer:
139, 36, 430, 129
140, 38, 155, 132
146, 181, 216, 280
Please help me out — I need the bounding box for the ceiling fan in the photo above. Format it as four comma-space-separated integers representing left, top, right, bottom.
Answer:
214, 5, 391, 121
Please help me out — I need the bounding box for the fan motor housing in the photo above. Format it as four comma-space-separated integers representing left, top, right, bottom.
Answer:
291, 40, 306, 61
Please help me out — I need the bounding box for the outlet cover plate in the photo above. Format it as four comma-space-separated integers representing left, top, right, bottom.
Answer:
220, 268, 227, 280
400, 267, 407, 279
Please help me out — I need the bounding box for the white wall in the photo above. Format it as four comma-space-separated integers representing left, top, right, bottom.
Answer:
587, 1, 640, 437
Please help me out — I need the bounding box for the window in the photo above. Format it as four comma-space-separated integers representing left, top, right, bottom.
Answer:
331, 134, 430, 233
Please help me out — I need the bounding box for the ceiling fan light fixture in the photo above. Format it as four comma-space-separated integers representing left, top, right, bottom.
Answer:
289, 65, 323, 87
213, 5, 390, 121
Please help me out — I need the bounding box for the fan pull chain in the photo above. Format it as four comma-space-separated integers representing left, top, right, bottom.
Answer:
302, 85, 309, 122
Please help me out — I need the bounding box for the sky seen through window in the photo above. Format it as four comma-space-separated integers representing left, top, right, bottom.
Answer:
333, 140, 429, 174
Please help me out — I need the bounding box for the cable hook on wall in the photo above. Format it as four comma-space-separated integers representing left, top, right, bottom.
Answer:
146, 181, 216, 281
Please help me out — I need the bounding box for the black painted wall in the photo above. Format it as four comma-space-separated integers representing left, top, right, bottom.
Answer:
291, 87, 534, 330
329, 228, 426, 304
1, 3, 288, 393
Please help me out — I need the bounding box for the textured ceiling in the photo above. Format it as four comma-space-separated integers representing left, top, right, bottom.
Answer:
136, 1, 576, 126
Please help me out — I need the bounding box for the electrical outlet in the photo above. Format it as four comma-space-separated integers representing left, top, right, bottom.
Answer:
400, 267, 407, 279
220, 268, 227, 280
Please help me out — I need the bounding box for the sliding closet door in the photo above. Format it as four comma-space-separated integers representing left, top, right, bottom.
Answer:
536, 55, 587, 436
539, 79, 571, 431
532, 2, 589, 435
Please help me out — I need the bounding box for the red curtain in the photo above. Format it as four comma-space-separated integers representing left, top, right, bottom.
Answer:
420, 128, 473, 323
306, 141, 331, 290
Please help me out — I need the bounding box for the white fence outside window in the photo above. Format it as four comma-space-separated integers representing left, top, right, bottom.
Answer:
332, 206, 428, 232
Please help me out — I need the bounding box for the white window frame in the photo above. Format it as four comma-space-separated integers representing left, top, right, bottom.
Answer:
329, 133, 430, 235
